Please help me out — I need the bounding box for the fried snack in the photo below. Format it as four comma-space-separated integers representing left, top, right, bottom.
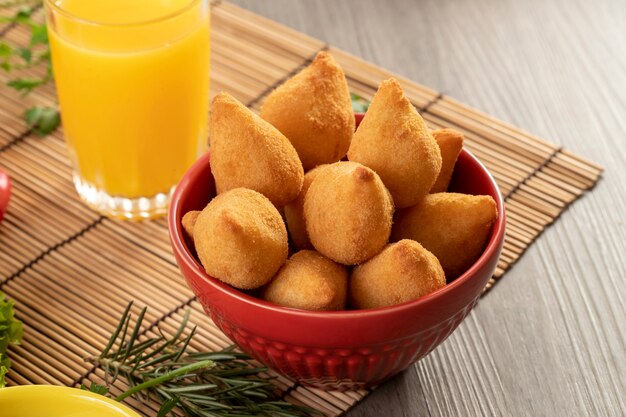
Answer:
391, 193, 498, 279
304, 161, 394, 265
347, 78, 442, 208
260, 51, 354, 171
430, 128, 464, 193
349, 240, 445, 309
181, 210, 201, 242
210, 92, 304, 206
283, 165, 327, 249
263, 250, 348, 310
193, 188, 288, 289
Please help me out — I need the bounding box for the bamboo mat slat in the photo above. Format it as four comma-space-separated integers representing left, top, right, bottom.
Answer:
0, 2, 602, 416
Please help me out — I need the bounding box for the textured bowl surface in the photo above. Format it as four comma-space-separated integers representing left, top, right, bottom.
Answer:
168, 117, 506, 390
0, 385, 141, 417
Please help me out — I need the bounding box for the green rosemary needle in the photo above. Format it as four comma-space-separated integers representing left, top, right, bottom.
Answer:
86, 302, 320, 417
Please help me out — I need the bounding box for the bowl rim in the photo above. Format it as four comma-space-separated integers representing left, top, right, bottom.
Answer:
168, 146, 506, 321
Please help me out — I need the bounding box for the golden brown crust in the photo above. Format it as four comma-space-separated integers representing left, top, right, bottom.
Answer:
349, 240, 445, 309
347, 78, 442, 208
304, 161, 394, 265
193, 188, 288, 289
430, 128, 464, 193
210, 92, 304, 207
260, 52, 354, 171
391, 193, 498, 279
283, 165, 328, 249
181, 210, 201, 242
263, 250, 348, 310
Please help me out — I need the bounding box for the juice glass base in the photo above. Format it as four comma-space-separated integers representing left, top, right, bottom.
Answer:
73, 174, 174, 220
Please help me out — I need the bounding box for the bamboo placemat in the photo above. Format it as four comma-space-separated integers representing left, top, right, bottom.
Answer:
0, 1, 602, 415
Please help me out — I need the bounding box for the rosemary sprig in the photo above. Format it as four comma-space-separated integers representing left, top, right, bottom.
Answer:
86, 302, 320, 417
1, 0, 59, 136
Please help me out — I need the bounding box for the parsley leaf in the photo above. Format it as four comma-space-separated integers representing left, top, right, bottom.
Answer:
7, 76, 45, 94
25, 106, 60, 136
30, 24, 48, 46
0, 291, 23, 388
351, 92, 370, 113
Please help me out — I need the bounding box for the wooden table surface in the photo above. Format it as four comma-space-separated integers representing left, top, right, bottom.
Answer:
231, 1, 625, 416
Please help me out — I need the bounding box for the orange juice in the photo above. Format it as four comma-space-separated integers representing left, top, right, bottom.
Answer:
46, 0, 210, 218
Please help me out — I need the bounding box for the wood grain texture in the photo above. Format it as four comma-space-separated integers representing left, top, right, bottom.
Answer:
230, 0, 626, 416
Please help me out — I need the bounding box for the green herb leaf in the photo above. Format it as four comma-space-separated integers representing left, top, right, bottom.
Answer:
15, 6, 35, 23
7, 76, 44, 94
24, 106, 60, 136
351, 92, 370, 113
0, 291, 23, 388
0, 2, 57, 137
80, 382, 111, 396
0, 42, 12, 72
0, 42, 11, 57
0, 6, 35, 24
17, 47, 31, 63
30, 24, 48, 46
0, 0, 41, 9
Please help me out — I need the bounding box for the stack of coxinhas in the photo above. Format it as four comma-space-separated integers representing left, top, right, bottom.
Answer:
183, 52, 498, 311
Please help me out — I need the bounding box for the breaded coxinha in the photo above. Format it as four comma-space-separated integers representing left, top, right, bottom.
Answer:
263, 250, 348, 311
304, 162, 394, 265
391, 193, 498, 279
181, 210, 201, 243
260, 51, 354, 171
430, 128, 464, 193
283, 164, 327, 250
348, 78, 442, 208
349, 240, 445, 309
210, 92, 304, 207
193, 188, 288, 290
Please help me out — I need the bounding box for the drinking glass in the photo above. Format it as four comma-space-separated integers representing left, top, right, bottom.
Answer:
45, 0, 210, 219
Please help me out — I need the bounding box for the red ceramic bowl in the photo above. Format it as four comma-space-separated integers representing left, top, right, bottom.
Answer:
168, 117, 505, 390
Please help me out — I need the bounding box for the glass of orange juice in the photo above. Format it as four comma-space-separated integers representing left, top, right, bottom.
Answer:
44, 0, 210, 220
